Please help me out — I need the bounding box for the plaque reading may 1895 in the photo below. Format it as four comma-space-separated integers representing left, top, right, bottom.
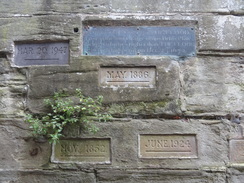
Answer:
83, 26, 196, 56
14, 42, 69, 66
51, 139, 110, 164
99, 67, 156, 88
139, 134, 197, 158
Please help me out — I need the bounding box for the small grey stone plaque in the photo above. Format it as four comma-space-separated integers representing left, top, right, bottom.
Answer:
14, 42, 69, 66
139, 134, 198, 158
83, 26, 196, 56
99, 66, 156, 88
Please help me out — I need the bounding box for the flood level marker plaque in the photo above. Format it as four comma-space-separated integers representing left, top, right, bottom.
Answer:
83, 26, 196, 56
139, 134, 198, 158
14, 42, 69, 66
52, 138, 111, 164
99, 66, 156, 88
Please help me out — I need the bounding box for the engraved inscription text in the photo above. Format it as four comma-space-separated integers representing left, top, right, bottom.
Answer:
52, 139, 110, 163
83, 26, 196, 56
99, 67, 156, 88
139, 134, 197, 158
14, 42, 69, 66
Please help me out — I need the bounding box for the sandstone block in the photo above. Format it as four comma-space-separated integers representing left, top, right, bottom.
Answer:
181, 57, 244, 115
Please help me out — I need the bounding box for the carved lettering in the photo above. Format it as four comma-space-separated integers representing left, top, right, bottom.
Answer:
100, 67, 156, 88
14, 42, 69, 66
83, 26, 196, 56
52, 139, 111, 163
140, 135, 197, 158
144, 139, 191, 149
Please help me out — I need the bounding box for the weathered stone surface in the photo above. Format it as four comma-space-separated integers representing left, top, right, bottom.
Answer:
0, 66, 27, 118
1, 15, 243, 59
0, 0, 243, 182
110, 0, 244, 14
26, 56, 244, 116
0, 120, 51, 169
62, 119, 240, 169
228, 168, 244, 183
96, 169, 226, 183
0, 0, 109, 16
27, 56, 181, 115
1, 0, 243, 16
0, 170, 95, 183
83, 15, 243, 52
198, 15, 244, 51
181, 57, 244, 115
0, 15, 81, 58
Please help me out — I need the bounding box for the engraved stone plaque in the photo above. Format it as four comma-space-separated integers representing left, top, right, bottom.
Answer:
14, 42, 69, 66
99, 66, 156, 88
139, 134, 197, 158
83, 26, 196, 56
230, 139, 244, 163
51, 138, 110, 164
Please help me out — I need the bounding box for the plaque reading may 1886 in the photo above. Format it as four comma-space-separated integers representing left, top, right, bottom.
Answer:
51, 139, 110, 164
99, 67, 156, 88
14, 42, 69, 66
139, 134, 197, 158
83, 26, 196, 56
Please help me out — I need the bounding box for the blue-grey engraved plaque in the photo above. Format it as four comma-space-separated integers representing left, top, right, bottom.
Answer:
14, 42, 69, 66
83, 26, 196, 57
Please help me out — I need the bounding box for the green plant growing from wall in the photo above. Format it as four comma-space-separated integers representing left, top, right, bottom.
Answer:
25, 89, 111, 143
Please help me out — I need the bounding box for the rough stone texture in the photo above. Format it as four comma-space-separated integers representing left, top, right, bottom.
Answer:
27, 56, 182, 116
96, 169, 226, 183
0, 0, 243, 182
0, 15, 81, 58
62, 119, 240, 169
0, 15, 243, 56
228, 168, 244, 183
181, 57, 244, 115
0, 0, 243, 16
198, 15, 244, 51
0, 0, 110, 16
0, 119, 51, 169
109, 0, 244, 14
0, 170, 96, 183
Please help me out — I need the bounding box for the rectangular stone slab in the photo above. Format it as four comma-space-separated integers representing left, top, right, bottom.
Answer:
83, 26, 196, 57
14, 42, 69, 66
139, 134, 198, 158
99, 66, 156, 88
51, 138, 111, 164
229, 139, 244, 164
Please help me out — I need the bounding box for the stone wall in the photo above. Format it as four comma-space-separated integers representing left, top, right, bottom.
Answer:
0, 0, 243, 182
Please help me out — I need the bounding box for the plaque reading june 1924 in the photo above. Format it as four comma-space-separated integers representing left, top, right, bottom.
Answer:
83, 26, 196, 56
14, 42, 69, 66
51, 139, 110, 164
99, 66, 156, 88
139, 134, 198, 158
